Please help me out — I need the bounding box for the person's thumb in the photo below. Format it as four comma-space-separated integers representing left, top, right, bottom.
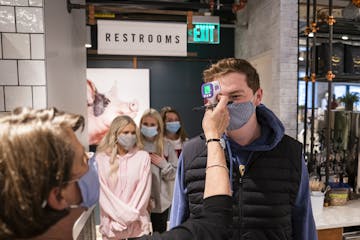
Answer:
215, 95, 229, 111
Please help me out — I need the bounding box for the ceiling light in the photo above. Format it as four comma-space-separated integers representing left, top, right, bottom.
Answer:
342, 35, 349, 40
85, 43, 92, 48
308, 32, 314, 38
299, 56, 305, 61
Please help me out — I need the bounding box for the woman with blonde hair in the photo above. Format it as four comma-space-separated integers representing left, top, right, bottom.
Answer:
139, 108, 178, 233
96, 115, 152, 239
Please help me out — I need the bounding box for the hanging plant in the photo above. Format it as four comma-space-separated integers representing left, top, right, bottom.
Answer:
338, 92, 360, 111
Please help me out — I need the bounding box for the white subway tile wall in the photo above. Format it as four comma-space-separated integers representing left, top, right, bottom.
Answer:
0, 6, 15, 32
0, 0, 29, 6
30, 34, 44, 59
0, 0, 28, 6
16, 7, 43, 33
18, 60, 45, 85
0, 1, 45, 112
0, 87, 4, 111
2, 33, 30, 59
0, 1, 13, 5
32, 86, 46, 109
0, 60, 17, 85
4, 86, 32, 110
29, 0, 42, 7
14, 0, 28, 6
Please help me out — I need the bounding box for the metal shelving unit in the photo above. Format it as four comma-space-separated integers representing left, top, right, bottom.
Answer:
300, 0, 360, 186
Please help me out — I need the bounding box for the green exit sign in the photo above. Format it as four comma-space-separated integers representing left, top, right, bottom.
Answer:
188, 16, 220, 44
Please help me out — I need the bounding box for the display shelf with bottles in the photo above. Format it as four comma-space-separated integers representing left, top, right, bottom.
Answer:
298, 2, 360, 192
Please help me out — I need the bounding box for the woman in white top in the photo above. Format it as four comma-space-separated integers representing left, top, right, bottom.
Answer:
96, 115, 152, 239
139, 108, 178, 233
160, 106, 188, 158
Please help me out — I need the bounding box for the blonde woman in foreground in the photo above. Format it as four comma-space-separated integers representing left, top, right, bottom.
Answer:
96, 115, 152, 239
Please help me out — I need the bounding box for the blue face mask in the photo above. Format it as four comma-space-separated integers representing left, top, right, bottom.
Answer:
166, 121, 181, 133
117, 133, 137, 150
141, 125, 158, 138
76, 153, 100, 208
227, 97, 256, 131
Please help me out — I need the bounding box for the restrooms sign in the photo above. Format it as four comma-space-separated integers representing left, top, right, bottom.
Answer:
97, 20, 187, 56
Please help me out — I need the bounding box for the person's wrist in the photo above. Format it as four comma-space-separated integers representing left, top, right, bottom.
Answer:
204, 130, 219, 140
206, 138, 225, 149
157, 159, 168, 169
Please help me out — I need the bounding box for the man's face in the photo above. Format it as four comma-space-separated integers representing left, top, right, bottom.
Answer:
218, 72, 262, 105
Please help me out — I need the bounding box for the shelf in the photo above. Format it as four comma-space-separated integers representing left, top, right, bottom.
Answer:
317, 74, 360, 83
299, 74, 360, 83
299, 18, 360, 42
318, 18, 360, 37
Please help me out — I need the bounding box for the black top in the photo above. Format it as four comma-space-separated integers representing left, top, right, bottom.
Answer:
182, 134, 302, 239
138, 195, 232, 240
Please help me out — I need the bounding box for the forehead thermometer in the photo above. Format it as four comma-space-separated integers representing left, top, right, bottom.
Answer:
193, 80, 222, 111
201, 80, 221, 105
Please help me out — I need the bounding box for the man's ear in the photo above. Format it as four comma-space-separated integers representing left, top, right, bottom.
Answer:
254, 88, 263, 106
47, 187, 68, 210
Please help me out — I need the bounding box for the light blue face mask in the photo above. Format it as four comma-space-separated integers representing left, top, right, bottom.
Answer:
117, 133, 137, 150
41, 153, 99, 209
227, 96, 256, 131
166, 121, 181, 133
76, 153, 100, 208
141, 125, 158, 138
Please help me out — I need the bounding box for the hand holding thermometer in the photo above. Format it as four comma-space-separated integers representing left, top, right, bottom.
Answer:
193, 80, 222, 111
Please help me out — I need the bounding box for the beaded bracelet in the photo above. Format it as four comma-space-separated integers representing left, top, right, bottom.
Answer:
206, 164, 229, 172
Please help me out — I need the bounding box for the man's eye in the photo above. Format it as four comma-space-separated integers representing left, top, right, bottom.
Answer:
231, 95, 241, 100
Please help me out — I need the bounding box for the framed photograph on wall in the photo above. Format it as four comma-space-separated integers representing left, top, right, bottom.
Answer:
87, 68, 150, 145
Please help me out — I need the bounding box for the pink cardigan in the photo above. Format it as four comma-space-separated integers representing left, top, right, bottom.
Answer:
96, 149, 152, 239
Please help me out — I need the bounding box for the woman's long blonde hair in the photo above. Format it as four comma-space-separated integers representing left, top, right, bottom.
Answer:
139, 108, 164, 156
97, 115, 141, 177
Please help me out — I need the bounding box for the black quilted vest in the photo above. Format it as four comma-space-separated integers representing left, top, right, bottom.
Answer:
182, 134, 302, 240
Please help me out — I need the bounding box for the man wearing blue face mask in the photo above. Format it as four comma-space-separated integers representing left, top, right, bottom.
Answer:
170, 58, 317, 240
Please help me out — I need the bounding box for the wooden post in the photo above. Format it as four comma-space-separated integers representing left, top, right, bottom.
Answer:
88, 5, 95, 25
133, 57, 137, 69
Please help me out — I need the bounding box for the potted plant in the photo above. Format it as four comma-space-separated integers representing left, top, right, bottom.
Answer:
338, 92, 360, 111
